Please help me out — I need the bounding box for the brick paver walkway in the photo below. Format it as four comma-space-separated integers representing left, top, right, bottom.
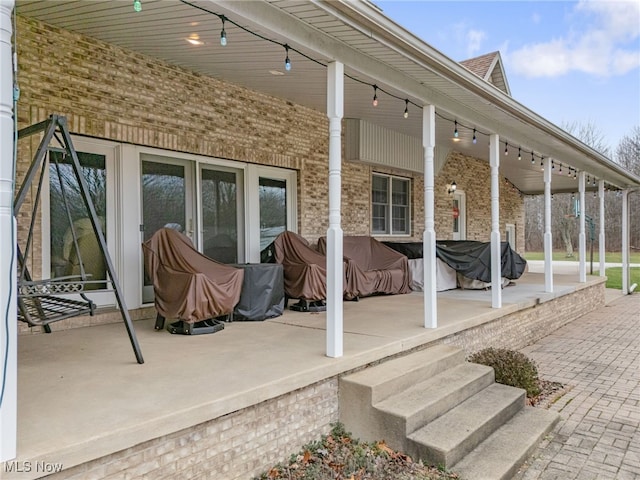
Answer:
515, 293, 640, 480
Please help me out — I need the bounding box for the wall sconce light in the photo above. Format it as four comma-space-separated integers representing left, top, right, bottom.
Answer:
447, 181, 457, 195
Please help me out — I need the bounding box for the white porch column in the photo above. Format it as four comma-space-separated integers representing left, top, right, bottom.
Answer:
621, 189, 629, 295
0, 0, 16, 463
578, 172, 587, 282
489, 134, 501, 308
598, 180, 605, 277
325, 61, 344, 357
422, 105, 436, 328
543, 157, 553, 292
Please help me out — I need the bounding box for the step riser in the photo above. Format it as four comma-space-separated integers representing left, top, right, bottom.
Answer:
453, 408, 560, 480
409, 388, 525, 468
370, 347, 466, 404
374, 366, 495, 453
339, 345, 465, 443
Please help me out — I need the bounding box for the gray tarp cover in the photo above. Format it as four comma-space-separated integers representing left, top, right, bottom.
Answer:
318, 236, 411, 297
142, 228, 244, 323
384, 240, 527, 283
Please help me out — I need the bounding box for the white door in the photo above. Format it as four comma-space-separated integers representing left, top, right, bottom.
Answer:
140, 155, 195, 303
452, 191, 466, 240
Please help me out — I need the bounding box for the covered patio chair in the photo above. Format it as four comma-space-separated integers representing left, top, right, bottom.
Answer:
269, 231, 359, 311
318, 236, 411, 298
142, 228, 244, 334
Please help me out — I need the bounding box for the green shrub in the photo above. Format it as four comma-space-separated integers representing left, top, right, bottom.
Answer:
469, 347, 541, 397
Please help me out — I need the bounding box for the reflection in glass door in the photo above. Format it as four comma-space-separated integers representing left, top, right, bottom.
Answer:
141, 158, 192, 303
452, 191, 466, 240
201, 167, 242, 263
259, 177, 287, 250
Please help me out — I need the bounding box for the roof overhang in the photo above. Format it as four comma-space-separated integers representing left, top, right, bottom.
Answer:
15, 0, 640, 195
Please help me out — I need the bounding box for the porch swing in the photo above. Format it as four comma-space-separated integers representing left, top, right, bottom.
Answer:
14, 114, 144, 364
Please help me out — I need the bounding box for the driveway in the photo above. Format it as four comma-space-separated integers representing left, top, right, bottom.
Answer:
514, 292, 640, 479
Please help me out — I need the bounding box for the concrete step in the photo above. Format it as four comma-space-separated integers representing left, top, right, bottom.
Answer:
453, 407, 560, 480
374, 362, 495, 452
339, 345, 465, 442
407, 383, 525, 468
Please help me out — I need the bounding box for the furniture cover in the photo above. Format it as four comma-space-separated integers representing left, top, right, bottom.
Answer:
383, 240, 527, 290
318, 236, 411, 297
232, 263, 284, 321
142, 228, 244, 323
270, 231, 327, 302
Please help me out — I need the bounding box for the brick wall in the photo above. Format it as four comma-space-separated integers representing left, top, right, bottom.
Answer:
41, 379, 340, 480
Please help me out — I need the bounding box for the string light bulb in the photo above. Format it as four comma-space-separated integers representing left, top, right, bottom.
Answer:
220, 16, 227, 46
472, 129, 477, 144
574, 170, 577, 179
372, 85, 378, 107
531, 152, 535, 164
453, 120, 458, 138
403, 99, 409, 119
284, 44, 291, 71
559, 164, 563, 173
504, 142, 509, 156
133, 0, 142, 12
518, 147, 521, 161
592, 177, 596, 187
552, 160, 555, 170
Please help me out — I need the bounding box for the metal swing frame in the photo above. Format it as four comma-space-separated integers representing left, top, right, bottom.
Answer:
14, 114, 144, 364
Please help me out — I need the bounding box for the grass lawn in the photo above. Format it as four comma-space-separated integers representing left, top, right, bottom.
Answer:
594, 267, 640, 290
524, 251, 640, 264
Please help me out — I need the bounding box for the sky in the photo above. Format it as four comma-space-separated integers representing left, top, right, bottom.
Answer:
376, 0, 640, 153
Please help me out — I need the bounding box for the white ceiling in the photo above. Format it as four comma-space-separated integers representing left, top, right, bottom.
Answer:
15, 0, 640, 194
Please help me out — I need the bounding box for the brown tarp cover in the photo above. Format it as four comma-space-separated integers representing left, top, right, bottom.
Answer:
318, 236, 411, 297
142, 228, 244, 323
272, 231, 361, 301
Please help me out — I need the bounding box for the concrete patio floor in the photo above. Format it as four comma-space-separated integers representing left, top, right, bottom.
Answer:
10, 271, 605, 478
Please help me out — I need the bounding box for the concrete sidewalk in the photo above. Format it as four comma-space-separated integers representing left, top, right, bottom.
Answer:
514, 292, 640, 479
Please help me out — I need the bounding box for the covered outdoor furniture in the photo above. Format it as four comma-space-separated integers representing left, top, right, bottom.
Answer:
231, 263, 285, 321
267, 231, 328, 311
142, 228, 244, 330
318, 236, 411, 298
384, 240, 527, 291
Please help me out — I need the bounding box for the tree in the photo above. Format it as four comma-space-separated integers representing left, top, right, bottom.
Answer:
615, 125, 640, 176
562, 120, 611, 157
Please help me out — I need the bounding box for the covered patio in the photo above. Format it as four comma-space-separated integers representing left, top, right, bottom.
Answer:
8, 271, 606, 479
1, 0, 640, 475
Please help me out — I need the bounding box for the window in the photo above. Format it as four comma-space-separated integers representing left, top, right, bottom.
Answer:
372, 174, 410, 235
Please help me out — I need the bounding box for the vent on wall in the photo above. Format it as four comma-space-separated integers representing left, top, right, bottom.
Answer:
345, 119, 449, 175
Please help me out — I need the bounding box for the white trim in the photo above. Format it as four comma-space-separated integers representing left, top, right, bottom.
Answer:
489, 133, 502, 308
41, 137, 119, 307
579, 172, 587, 282
452, 190, 466, 240
0, 0, 17, 463
598, 180, 605, 277
326, 61, 344, 358
422, 104, 437, 329
543, 157, 553, 293
246, 164, 298, 263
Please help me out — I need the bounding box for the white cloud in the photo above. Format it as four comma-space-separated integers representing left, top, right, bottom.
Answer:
507, 0, 640, 78
466, 29, 487, 57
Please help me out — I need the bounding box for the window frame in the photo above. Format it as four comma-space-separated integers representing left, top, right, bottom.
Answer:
371, 173, 411, 236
